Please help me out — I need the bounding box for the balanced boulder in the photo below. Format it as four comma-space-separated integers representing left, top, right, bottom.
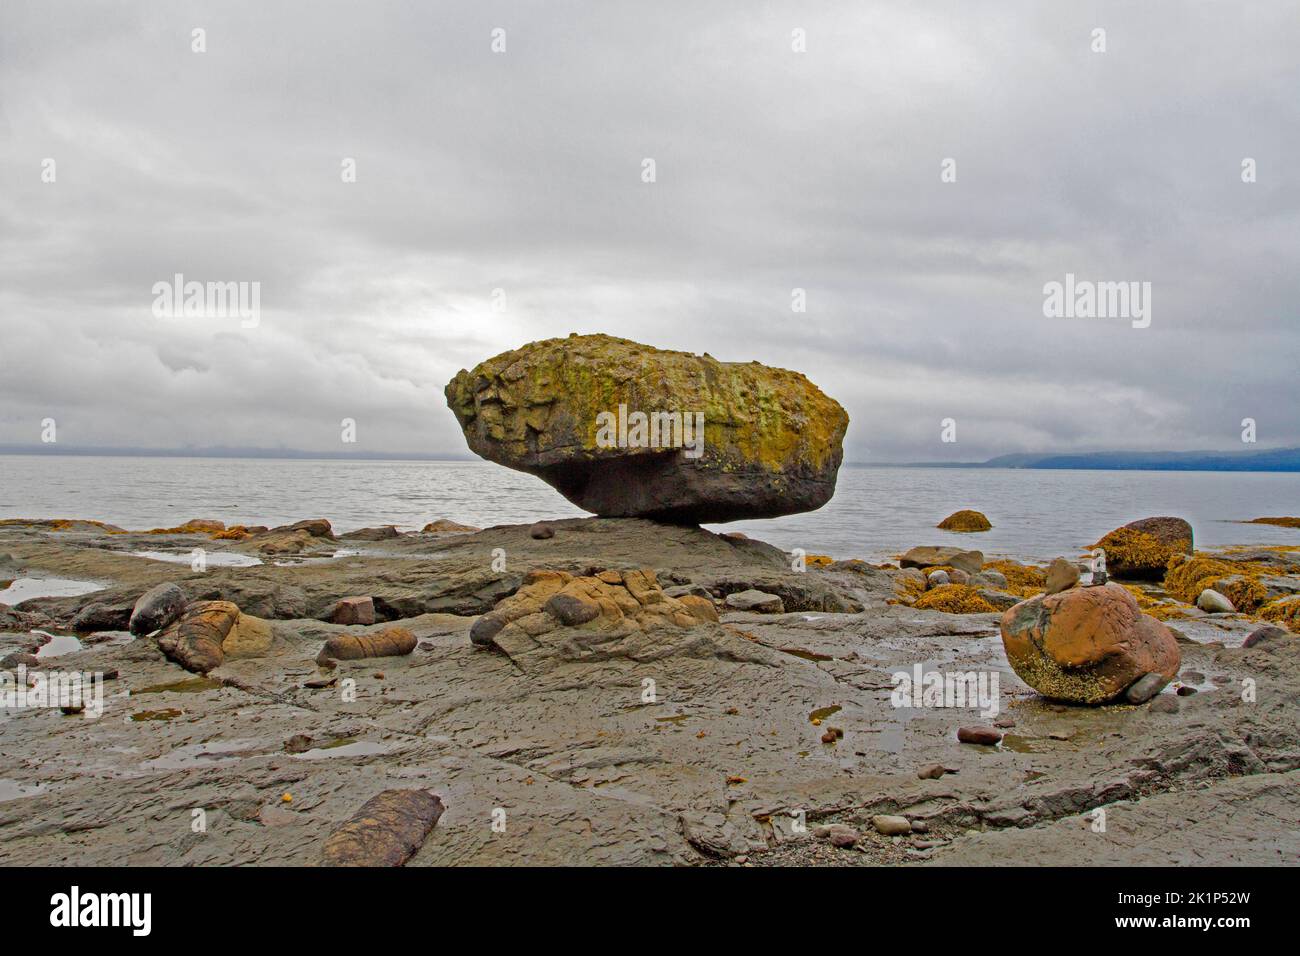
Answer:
1094, 517, 1193, 580
1000, 583, 1180, 704
444, 334, 848, 523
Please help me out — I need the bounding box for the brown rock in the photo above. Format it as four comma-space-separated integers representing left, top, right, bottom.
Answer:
529, 522, 555, 540
421, 519, 481, 535
916, 763, 948, 779
331, 596, 376, 626
1000, 583, 1181, 704
222, 613, 273, 659
1094, 516, 1193, 580
321, 789, 445, 866
1243, 624, 1291, 650
1045, 557, 1081, 595
320, 626, 418, 661
957, 725, 1003, 745
900, 546, 984, 575
157, 600, 240, 674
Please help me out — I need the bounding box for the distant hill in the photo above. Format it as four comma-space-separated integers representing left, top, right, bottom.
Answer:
900, 447, 1300, 472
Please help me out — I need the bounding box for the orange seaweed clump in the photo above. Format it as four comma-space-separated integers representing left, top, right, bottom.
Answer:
1163, 554, 1270, 613
913, 584, 998, 614
981, 559, 1046, 598
937, 509, 992, 532
1119, 584, 1188, 621
1249, 517, 1300, 529
1259, 596, 1300, 633
142, 519, 227, 535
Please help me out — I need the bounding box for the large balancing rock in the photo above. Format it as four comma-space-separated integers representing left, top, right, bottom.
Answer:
999, 583, 1180, 704
444, 334, 849, 523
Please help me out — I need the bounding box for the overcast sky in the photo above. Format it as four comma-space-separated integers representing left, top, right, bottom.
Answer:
2, 1, 1297, 463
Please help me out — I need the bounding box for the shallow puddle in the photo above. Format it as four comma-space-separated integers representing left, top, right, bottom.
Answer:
141, 738, 262, 770
130, 549, 261, 568
130, 708, 183, 722
33, 631, 84, 658
291, 740, 391, 760
0, 577, 105, 603
808, 705, 842, 723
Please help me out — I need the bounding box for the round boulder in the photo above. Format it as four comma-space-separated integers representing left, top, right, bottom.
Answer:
1093, 517, 1193, 580
1000, 583, 1181, 704
937, 510, 992, 532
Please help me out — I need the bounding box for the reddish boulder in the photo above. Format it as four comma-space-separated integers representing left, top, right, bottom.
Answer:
1000, 583, 1180, 704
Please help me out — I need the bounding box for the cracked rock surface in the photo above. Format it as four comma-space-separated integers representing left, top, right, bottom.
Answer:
0, 517, 1296, 866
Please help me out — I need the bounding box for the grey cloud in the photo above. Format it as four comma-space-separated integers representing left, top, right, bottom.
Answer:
0, 0, 1297, 462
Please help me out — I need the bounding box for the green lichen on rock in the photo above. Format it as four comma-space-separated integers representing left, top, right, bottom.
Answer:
444, 334, 849, 523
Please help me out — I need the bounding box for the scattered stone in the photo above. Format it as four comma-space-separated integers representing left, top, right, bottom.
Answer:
340, 525, 402, 541
283, 734, 314, 754
900, 547, 984, 575
926, 569, 950, 588
128, 582, 187, 636
1045, 557, 1080, 595
1000, 583, 1180, 704
820, 729, 837, 744
977, 588, 1020, 611
815, 823, 860, 847
1094, 517, 1193, 580
1149, 695, 1180, 714
724, 589, 785, 614
321, 789, 445, 866
1176, 685, 1198, 697
421, 519, 481, 534
72, 601, 131, 633
957, 726, 1002, 745
529, 522, 555, 540
1125, 672, 1171, 704
992, 717, 1016, 728
871, 814, 912, 835
320, 626, 418, 661
330, 596, 375, 626
1243, 624, 1292, 650
303, 675, 337, 689
1196, 588, 1235, 614
1, 652, 41, 669
970, 569, 1008, 589
937, 510, 992, 532
445, 334, 849, 523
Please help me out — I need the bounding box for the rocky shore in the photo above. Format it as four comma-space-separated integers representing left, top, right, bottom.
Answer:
1, 514, 1297, 866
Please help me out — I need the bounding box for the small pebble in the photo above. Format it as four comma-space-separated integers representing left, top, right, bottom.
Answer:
916, 763, 947, 780
871, 814, 912, 836
957, 725, 1003, 745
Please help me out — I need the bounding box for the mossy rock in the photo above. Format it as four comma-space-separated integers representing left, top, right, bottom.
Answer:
1094, 517, 1193, 580
444, 334, 848, 523
937, 509, 992, 532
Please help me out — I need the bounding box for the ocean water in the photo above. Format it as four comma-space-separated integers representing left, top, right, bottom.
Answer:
0, 455, 1297, 565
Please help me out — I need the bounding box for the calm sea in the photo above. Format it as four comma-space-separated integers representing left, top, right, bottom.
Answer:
0, 456, 1296, 565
